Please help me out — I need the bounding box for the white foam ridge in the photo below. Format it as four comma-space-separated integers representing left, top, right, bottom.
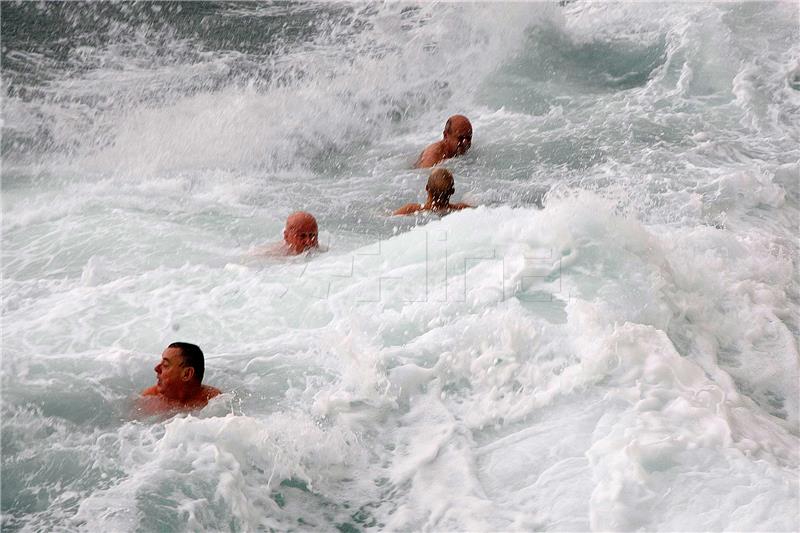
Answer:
2, 1, 799, 531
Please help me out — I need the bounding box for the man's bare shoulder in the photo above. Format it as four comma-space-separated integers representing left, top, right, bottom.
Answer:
414, 142, 446, 168
202, 385, 221, 400
449, 202, 473, 211
134, 387, 170, 417
248, 243, 288, 257
394, 203, 423, 216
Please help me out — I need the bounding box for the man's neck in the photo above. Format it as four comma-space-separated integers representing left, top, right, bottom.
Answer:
442, 137, 460, 158
169, 382, 202, 403
424, 196, 451, 211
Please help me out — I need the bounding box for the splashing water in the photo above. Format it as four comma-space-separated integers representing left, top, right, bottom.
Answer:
2, 2, 798, 531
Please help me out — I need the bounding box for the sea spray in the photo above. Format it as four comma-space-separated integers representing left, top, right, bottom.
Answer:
3, 2, 798, 531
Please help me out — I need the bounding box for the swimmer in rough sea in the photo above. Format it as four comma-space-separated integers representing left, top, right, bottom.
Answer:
252, 211, 322, 256
137, 342, 221, 415
414, 114, 473, 168
394, 168, 473, 215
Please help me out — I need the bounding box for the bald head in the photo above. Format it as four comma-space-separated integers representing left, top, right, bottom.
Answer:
284, 211, 318, 254
414, 114, 474, 168
443, 115, 472, 156
425, 168, 455, 203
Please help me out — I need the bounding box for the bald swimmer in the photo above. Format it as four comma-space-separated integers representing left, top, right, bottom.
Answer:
137, 342, 221, 415
283, 211, 319, 255
414, 115, 473, 168
252, 211, 321, 256
394, 168, 473, 215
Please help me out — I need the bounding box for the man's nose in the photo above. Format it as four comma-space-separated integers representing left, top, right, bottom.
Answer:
155, 363, 162, 374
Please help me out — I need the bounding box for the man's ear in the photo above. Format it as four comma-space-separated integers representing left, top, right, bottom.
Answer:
181, 366, 195, 382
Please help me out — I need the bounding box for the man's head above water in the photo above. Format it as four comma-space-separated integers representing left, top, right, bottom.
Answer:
393, 167, 472, 216
414, 114, 473, 168
138, 342, 220, 415
425, 168, 456, 206
442, 114, 472, 156
154, 342, 204, 398
283, 211, 319, 255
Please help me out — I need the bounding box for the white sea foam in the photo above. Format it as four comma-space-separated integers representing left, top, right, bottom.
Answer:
2, 1, 798, 531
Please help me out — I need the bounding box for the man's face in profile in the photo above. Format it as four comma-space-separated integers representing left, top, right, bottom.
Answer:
454, 129, 471, 154
445, 116, 472, 155
155, 347, 187, 397
284, 216, 318, 254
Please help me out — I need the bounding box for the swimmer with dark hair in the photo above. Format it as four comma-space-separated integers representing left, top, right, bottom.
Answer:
394, 168, 473, 215
137, 342, 221, 415
414, 114, 472, 168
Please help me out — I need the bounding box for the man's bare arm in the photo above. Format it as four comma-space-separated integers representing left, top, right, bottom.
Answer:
394, 203, 422, 216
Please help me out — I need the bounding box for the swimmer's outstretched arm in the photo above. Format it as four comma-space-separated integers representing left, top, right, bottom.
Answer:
247, 242, 286, 256
393, 203, 423, 216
